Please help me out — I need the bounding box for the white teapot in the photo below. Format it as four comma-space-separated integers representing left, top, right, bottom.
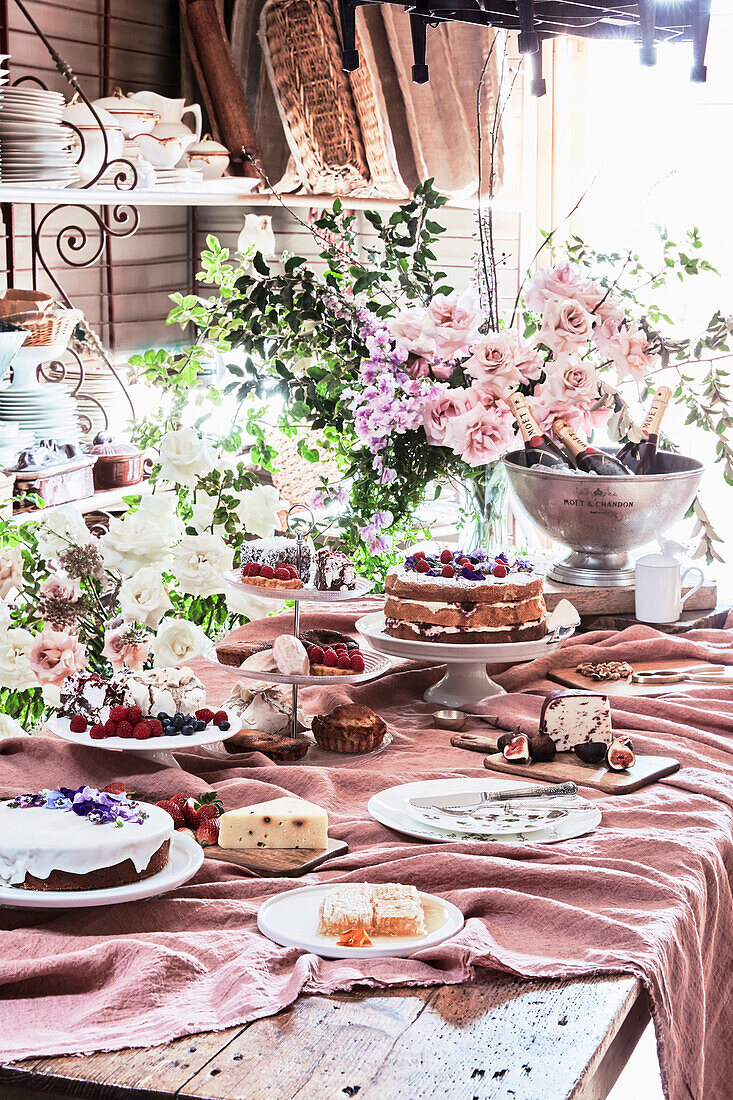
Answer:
127, 92, 202, 140
134, 123, 198, 169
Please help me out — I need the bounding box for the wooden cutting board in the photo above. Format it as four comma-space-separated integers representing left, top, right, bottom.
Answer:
450, 732, 679, 794
483, 751, 680, 794
204, 837, 348, 877
549, 658, 732, 698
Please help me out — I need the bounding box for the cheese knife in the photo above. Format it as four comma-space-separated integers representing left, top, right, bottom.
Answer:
409, 782, 579, 817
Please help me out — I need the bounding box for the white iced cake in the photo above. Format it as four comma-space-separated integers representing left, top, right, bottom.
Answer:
0, 786, 172, 891
218, 796, 328, 849
124, 666, 206, 717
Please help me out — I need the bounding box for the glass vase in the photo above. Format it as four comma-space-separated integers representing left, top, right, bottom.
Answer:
462, 460, 508, 556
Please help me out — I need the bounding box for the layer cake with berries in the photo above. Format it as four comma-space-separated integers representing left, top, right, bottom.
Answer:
384, 550, 546, 644
0, 786, 172, 891
239, 536, 314, 588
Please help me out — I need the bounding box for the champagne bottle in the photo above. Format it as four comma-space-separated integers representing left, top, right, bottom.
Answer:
552, 419, 633, 476
508, 393, 574, 469
616, 386, 672, 475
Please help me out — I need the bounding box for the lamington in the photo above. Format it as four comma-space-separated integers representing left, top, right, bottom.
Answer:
384, 549, 546, 644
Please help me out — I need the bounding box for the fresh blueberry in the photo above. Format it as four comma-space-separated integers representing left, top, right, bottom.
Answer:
173, 714, 184, 730
157, 711, 168, 722
182, 726, 195, 736
194, 719, 206, 732
218, 720, 231, 731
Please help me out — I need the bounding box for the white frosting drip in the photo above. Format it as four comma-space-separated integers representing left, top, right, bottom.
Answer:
0, 800, 172, 887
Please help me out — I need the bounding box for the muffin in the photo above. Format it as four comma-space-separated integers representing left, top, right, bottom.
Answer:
311, 703, 386, 754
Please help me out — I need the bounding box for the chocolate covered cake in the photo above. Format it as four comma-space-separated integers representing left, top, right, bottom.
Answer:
384, 550, 546, 644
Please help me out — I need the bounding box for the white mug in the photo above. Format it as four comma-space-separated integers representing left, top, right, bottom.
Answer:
634, 553, 704, 624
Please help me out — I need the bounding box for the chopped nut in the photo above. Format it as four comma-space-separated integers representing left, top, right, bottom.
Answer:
575, 661, 634, 682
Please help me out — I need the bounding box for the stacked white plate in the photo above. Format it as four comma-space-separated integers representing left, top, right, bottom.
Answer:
0, 85, 79, 187
62, 362, 134, 438
0, 387, 80, 444
154, 166, 204, 187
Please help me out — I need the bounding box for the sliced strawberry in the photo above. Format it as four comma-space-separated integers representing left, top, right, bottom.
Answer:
196, 818, 220, 847
156, 799, 185, 828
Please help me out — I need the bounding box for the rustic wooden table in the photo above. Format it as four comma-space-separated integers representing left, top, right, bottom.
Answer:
1, 973, 647, 1100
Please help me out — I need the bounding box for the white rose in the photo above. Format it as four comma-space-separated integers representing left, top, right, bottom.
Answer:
225, 584, 285, 621
236, 483, 283, 538
35, 505, 91, 561
119, 567, 173, 628
190, 491, 219, 533
0, 627, 38, 691
171, 532, 233, 598
0, 546, 24, 600
0, 600, 11, 628
42, 683, 62, 709
158, 428, 216, 488
0, 712, 28, 738
152, 618, 208, 667
137, 493, 185, 542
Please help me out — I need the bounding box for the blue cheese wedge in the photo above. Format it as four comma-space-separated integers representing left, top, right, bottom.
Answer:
218, 796, 328, 849
539, 689, 612, 751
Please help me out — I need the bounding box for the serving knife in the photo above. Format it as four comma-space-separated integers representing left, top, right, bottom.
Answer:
409, 782, 578, 817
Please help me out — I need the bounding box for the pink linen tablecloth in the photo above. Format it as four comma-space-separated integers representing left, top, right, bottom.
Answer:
1, 610, 733, 1100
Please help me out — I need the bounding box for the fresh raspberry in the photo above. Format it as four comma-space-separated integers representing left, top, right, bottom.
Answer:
412, 550, 426, 559
196, 818, 220, 847
440, 549, 453, 564
322, 648, 338, 667
156, 799, 185, 828
415, 558, 430, 573
109, 705, 128, 723
213, 710, 228, 725
337, 654, 352, 669
492, 562, 508, 578
195, 708, 215, 723
259, 564, 275, 579
441, 564, 455, 578
307, 645, 324, 664
286, 564, 299, 578
273, 566, 291, 581
103, 719, 119, 737
349, 652, 365, 673
116, 720, 134, 739
102, 782, 132, 795
89, 724, 106, 739
127, 706, 143, 725
69, 715, 87, 733
133, 722, 151, 740
148, 719, 163, 737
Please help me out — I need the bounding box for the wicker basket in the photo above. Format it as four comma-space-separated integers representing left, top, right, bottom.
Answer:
4, 309, 83, 349
261, 0, 370, 194
268, 426, 340, 505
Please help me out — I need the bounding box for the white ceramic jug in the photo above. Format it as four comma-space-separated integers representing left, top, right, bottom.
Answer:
635, 544, 704, 624
128, 92, 202, 140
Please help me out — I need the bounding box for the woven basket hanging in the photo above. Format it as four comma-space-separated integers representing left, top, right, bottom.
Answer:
260, 0, 371, 194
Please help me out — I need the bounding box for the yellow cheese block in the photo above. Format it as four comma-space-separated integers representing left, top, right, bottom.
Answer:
218, 796, 329, 850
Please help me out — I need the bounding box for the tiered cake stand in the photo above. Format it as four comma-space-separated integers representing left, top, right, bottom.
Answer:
216, 507, 392, 741
356, 612, 574, 709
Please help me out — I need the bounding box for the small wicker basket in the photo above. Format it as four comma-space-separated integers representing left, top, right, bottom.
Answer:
4, 309, 83, 349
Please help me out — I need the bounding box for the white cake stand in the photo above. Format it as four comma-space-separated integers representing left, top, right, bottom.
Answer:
356, 612, 574, 709
47, 713, 243, 769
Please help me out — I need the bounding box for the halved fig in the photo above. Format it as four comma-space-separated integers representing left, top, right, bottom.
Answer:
606, 739, 636, 771
503, 733, 530, 764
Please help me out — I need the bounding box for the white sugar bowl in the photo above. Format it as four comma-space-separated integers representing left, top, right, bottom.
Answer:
186, 134, 230, 179
133, 123, 197, 169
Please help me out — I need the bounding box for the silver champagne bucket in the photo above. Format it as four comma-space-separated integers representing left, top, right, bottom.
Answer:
503, 451, 704, 586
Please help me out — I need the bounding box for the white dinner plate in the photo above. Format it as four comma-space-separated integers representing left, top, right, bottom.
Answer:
0, 122, 71, 136
0, 831, 203, 909
257, 882, 464, 959
223, 569, 374, 603
48, 712, 243, 754
369, 777, 601, 845
202, 644, 391, 687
